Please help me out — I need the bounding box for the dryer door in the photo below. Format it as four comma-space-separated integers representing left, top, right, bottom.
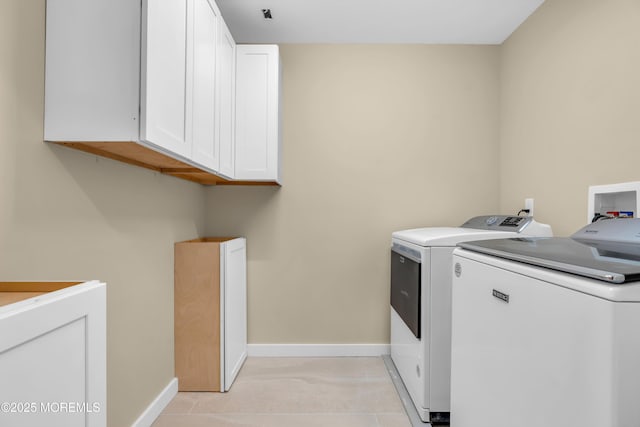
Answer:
391, 246, 421, 338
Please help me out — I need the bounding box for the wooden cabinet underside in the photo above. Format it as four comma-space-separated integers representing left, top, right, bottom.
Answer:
53, 141, 279, 186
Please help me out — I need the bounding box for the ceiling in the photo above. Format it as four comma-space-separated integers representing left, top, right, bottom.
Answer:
215, 0, 545, 44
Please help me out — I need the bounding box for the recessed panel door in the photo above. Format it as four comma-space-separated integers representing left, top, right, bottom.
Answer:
191, 0, 219, 170
221, 238, 247, 391
141, 0, 190, 157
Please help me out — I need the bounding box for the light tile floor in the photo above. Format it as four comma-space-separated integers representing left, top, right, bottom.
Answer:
153, 357, 412, 427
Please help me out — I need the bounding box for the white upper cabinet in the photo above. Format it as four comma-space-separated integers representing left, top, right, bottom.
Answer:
44, 0, 281, 186
217, 20, 237, 179
235, 45, 281, 183
190, 0, 221, 171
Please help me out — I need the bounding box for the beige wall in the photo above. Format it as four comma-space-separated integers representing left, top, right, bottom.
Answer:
0, 2, 205, 426
499, 0, 640, 235
205, 45, 501, 344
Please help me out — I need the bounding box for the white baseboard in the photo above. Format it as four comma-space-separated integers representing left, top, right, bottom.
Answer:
247, 344, 390, 357
131, 377, 178, 427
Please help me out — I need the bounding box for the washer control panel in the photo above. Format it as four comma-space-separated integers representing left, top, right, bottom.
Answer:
461, 215, 532, 232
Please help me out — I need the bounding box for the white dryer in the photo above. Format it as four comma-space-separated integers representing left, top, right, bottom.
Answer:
390, 215, 552, 424
451, 219, 640, 427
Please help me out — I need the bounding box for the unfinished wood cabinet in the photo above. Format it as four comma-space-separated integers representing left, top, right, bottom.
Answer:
175, 237, 247, 392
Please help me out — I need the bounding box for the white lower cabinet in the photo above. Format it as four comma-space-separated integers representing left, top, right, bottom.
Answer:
0, 281, 106, 427
175, 237, 247, 392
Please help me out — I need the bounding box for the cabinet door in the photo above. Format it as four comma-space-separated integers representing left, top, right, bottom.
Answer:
221, 238, 247, 391
235, 45, 280, 181
141, 0, 190, 157
190, 0, 220, 171
216, 21, 236, 178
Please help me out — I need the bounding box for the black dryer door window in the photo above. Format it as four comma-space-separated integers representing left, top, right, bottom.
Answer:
390, 249, 421, 338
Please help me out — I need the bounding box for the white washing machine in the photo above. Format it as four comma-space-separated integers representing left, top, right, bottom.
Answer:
451, 219, 640, 427
390, 215, 552, 424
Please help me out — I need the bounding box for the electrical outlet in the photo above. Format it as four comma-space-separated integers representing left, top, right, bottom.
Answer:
525, 198, 534, 217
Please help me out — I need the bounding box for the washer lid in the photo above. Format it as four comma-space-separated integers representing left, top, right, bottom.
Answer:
459, 237, 640, 284
454, 247, 640, 302
392, 227, 518, 247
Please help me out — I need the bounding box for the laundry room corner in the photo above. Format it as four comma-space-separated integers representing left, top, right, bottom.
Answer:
204, 44, 502, 350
